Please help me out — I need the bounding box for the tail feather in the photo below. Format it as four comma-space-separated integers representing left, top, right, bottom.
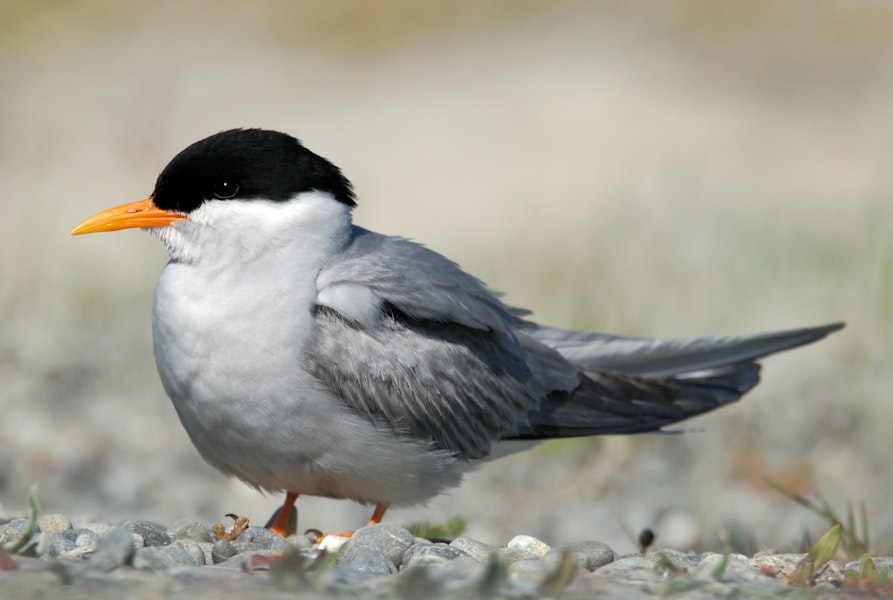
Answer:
527, 322, 844, 377
508, 322, 843, 440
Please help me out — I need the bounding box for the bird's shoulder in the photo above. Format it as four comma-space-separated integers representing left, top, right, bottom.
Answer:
315, 227, 515, 334
309, 228, 559, 458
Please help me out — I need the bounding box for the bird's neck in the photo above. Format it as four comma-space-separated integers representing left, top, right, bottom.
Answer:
148, 193, 353, 270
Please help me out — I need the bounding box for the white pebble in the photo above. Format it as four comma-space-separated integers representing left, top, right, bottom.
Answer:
507, 534, 551, 557
318, 534, 349, 553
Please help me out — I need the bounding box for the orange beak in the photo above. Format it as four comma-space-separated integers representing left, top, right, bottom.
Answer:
71, 197, 187, 235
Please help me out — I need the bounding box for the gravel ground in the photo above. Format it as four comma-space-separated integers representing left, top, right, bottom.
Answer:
2, 2, 892, 597
2, 515, 889, 599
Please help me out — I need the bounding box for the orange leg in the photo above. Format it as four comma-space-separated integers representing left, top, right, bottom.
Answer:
308, 502, 391, 542
366, 502, 389, 526
267, 491, 298, 537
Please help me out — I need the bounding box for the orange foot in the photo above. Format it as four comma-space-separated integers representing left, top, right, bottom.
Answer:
267, 491, 299, 537
266, 493, 389, 542
305, 503, 390, 543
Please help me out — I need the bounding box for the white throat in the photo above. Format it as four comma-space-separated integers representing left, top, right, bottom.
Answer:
147, 191, 353, 268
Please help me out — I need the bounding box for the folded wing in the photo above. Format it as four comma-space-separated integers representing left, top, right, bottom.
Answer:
312, 228, 843, 456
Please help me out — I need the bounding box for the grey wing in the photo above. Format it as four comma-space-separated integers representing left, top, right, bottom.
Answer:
510, 364, 760, 439
312, 228, 844, 451
309, 229, 579, 460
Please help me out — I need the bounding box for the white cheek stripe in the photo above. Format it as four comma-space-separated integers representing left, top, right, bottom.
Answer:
147, 191, 352, 266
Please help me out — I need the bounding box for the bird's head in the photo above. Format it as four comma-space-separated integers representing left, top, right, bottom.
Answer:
71, 128, 357, 263
72, 128, 356, 236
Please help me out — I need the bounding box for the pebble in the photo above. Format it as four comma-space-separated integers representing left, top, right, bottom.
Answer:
449, 536, 497, 561
340, 524, 415, 567
845, 556, 893, 572
508, 557, 555, 583
133, 545, 199, 569
544, 540, 614, 571
37, 514, 72, 533
506, 534, 551, 557
318, 534, 349, 553
233, 526, 291, 553
420, 555, 484, 587
172, 539, 207, 566
497, 546, 540, 563
2, 511, 892, 599
121, 519, 172, 547
77, 522, 111, 539
334, 548, 396, 578
0, 518, 30, 545
691, 552, 753, 582
168, 520, 213, 543
46, 536, 76, 558
87, 527, 136, 571
402, 542, 469, 569
210, 539, 238, 564
284, 534, 313, 552
591, 555, 651, 581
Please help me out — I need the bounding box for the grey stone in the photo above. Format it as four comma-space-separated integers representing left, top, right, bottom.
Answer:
61, 546, 95, 561
844, 555, 893, 572
196, 541, 214, 566
172, 539, 206, 566
692, 552, 753, 582
37, 514, 72, 534
0, 519, 29, 545
168, 520, 213, 543
234, 526, 290, 551
75, 531, 97, 547
402, 542, 469, 569
422, 556, 485, 587
497, 547, 539, 563
341, 524, 415, 568
545, 540, 614, 572
335, 548, 396, 577
286, 534, 313, 552
214, 550, 283, 570
55, 529, 79, 542
589, 555, 656, 584
133, 545, 198, 569
211, 539, 238, 564
449, 536, 497, 562
88, 527, 135, 571
509, 557, 552, 583
78, 523, 111, 539
645, 548, 702, 572
2, 518, 30, 531
233, 526, 273, 545
748, 552, 808, 579
45, 536, 76, 558
121, 519, 172, 547
507, 534, 551, 557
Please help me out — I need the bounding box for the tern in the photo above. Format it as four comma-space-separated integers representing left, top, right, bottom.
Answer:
72, 128, 842, 537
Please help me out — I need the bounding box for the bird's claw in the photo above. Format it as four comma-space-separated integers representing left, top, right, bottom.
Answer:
213, 513, 250, 542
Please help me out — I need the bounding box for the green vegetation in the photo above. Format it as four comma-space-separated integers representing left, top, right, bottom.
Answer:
405, 517, 467, 542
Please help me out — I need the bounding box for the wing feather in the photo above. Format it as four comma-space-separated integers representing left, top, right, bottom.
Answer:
310, 229, 576, 459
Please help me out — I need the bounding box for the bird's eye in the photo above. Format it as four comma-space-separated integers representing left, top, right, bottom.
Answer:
211, 181, 240, 199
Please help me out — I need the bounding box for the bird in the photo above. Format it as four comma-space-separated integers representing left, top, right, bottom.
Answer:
72, 128, 843, 538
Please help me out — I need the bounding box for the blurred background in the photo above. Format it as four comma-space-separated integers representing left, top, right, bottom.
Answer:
1, 0, 890, 555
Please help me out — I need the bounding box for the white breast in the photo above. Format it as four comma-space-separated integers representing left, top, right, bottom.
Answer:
148, 192, 465, 505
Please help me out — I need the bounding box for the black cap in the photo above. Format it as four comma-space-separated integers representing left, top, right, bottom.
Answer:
152, 129, 356, 213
